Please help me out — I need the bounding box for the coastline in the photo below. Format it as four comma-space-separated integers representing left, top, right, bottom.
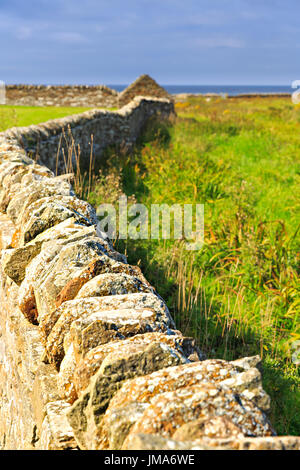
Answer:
173, 92, 291, 100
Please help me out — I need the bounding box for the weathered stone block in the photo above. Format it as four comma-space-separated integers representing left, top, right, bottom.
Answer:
16, 194, 99, 232
68, 334, 188, 449
2, 218, 105, 286
122, 433, 218, 451
123, 433, 300, 451
18, 201, 92, 246
57, 344, 78, 404
172, 417, 244, 441
67, 307, 168, 362
34, 237, 126, 324
102, 359, 269, 449
0, 164, 53, 212
17, 227, 100, 322
6, 177, 74, 223
40, 401, 78, 450
18, 236, 128, 323
44, 293, 175, 367
123, 383, 273, 448
32, 363, 61, 432
56, 262, 151, 308
73, 331, 194, 394
75, 272, 153, 299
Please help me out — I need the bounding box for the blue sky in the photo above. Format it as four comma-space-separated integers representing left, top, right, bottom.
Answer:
0, 0, 299, 85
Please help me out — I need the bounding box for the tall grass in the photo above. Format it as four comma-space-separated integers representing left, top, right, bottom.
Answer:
54, 125, 96, 198
0, 107, 19, 131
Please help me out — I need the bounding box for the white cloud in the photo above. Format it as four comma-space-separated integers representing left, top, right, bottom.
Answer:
51, 31, 89, 44
186, 11, 230, 26
15, 26, 32, 39
94, 25, 105, 33
195, 37, 245, 48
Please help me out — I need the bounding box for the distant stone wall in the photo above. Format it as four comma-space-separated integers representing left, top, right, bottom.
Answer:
0, 97, 175, 174
4, 76, 172, 109
173, 93, 291, 102
0, 101, 299, 450
229, 93, 291, 99
5, 84, 118, 108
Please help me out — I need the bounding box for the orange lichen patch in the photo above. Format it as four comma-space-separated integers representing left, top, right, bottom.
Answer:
123, 384, 273, 446
11, 228, 21, 248
0, 144, 22, 153
55, 264, 95, 309
17, 239, 67, 323
55, 261, 153, 309
63, 382, 78, 404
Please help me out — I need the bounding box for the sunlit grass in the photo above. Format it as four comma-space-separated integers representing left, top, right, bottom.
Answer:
0, 104, 115, 131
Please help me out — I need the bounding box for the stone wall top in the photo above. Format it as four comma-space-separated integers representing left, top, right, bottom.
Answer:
5, 84, 118, 108
0, 96, 175, 173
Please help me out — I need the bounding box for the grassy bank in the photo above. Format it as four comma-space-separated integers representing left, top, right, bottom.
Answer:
87, 96, 300, 435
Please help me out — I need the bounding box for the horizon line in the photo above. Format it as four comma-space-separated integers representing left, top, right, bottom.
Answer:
3, 82, 293, 87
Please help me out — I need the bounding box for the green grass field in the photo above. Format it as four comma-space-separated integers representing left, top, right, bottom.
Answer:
0, 105, 105, 131
87, 96, 300, 435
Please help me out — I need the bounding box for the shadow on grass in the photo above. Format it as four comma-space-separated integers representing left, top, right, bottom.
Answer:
262, 359, 300, 436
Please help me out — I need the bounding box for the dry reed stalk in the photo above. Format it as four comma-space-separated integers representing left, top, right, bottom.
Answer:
55, 134, 63, 176
88, 134, 94, 199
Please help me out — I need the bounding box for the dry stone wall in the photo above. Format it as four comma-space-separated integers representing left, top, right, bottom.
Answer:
5, 85, 118, 108
0, 101, 299, 450
5, 76, 171, 109
0, 97, 175, 174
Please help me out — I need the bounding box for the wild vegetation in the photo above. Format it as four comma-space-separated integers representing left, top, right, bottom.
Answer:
1, 97, 299, 435
86, 96, 300, 436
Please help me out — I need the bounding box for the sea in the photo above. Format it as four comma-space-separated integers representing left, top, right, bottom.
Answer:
108, 84, 292, 96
